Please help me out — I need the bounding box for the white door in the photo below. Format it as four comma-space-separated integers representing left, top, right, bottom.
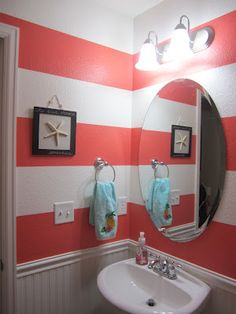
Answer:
0, 23, 18, 314
0, 36, 4, 313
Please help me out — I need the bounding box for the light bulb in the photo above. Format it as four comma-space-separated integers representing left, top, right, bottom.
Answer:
166, 15, 193, 61
135, 39, 159, 71
169, 28, 192, 59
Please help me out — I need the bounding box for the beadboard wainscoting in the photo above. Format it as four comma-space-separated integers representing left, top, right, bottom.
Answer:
16, 240, 131, 314
16, 240, 236, 314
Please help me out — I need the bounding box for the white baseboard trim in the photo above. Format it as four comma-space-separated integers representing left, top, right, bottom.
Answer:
17, 239, 236, 295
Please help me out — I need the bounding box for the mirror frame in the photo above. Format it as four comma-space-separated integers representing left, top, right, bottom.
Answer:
138, 79, 226, 242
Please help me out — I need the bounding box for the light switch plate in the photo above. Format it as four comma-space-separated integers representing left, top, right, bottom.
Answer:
118, 196, 128, 215
54, 201, 74, 224
170, 190, 180, 206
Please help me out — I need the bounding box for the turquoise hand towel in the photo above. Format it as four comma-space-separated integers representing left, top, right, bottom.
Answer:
147, 177, 172, 227
89, 181, 118, 240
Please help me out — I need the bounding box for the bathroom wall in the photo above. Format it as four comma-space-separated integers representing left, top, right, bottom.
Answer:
1, 0, 236, 284
131, 0, 236, 280
1, 0, 236, 313
0, 0, 133, 263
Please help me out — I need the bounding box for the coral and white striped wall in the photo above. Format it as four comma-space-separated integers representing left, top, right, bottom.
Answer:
1, 0, 236, 282
0, 5, 133, 264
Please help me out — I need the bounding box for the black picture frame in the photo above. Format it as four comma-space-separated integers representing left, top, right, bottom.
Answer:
171, 125, 192, 157
32, 107, 76, 155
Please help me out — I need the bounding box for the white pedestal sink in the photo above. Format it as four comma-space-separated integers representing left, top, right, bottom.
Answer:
97, 258, 210, 314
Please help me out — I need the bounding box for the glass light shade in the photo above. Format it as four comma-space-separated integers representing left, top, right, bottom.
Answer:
135, 42, 159, 71
168, 28, 193, 60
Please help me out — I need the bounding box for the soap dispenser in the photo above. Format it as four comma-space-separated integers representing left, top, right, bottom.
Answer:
136, 232, 148, 265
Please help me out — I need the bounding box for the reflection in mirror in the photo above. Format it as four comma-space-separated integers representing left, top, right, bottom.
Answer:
139, 79, 225, 242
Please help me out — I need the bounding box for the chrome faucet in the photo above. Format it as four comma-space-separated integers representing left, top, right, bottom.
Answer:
148, 255, 179, 280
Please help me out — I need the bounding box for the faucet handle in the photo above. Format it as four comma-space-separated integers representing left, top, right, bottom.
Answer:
166, 256, 174, 264
173, 260, 183, 270
148, 252, 160, 262
168, 261, 177, 279
168, 260, 183, 279
148, 254, 160, 269
148, 252, 157, 259
166, 257, 183, 268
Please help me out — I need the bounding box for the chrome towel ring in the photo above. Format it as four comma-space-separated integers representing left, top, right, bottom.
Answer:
94, 157, 116, 182
151, 159, 169, 178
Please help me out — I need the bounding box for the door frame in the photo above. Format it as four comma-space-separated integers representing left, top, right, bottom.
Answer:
0, 22, 18, 314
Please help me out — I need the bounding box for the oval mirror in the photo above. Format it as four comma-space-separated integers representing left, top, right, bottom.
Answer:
139, 79, 226, 242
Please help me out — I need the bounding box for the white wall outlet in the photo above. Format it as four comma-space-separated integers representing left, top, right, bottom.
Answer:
118, 196, 128, 215
54, 201, 74, 224
170, 190, 180, 206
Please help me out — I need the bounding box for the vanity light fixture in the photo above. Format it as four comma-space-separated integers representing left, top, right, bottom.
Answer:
135, 15, 215, 71
167, 15, 193, 60
135, 31, 160, 71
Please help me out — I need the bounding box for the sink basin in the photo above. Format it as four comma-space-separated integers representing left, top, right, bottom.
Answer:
97, 258, 210, 314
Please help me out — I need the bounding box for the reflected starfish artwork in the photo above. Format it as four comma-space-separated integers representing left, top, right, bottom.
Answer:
175, 133, 187, 151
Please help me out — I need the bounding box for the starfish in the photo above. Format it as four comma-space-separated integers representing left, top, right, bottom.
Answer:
175, 133, 187, 151
44, 120, 68, 146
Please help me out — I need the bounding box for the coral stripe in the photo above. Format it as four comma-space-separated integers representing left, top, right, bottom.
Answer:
158, 80, 200, 106
133, 11, 236, 90
0, 13, 133, 90
17, 117, 131, 167
139, 129, 196, 165
129, 203, 236, 279
171, 194, 195, 227
131, 128, 142, 165
135, 118, 234, 169
17, 207, 130, 264
17, 117, 234, 169
17, 202, 236, 279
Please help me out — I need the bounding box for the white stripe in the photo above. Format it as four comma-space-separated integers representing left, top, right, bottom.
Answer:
132, 63, 236, 127
17, 64, 236, 130
213, 171, 236, 226
189, 63, 236, 118
2, 0, 134, 53
132, 83, 165, 128
130, 165, 197, 205
16, 164, 236, 225
130, 166, 144, 205
139, 164, 196, 202
18, 69, 132, 127
143, 97, 197, 134
16, 166, 131, 216
131, 165, 236, 226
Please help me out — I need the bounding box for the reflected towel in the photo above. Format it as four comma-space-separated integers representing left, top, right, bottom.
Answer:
147, 177, 172, 227
89, 181, 118, 240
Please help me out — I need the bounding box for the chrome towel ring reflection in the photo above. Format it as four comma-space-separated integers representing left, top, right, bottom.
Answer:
151, 159, 169, 178
94, 157, 116, 182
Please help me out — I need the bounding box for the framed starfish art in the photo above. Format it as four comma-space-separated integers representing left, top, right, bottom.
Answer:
32, 107, 76, 155
170, 125, 192, 157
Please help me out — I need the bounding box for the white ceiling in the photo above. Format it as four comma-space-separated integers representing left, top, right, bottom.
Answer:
95, 0, 163, 18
